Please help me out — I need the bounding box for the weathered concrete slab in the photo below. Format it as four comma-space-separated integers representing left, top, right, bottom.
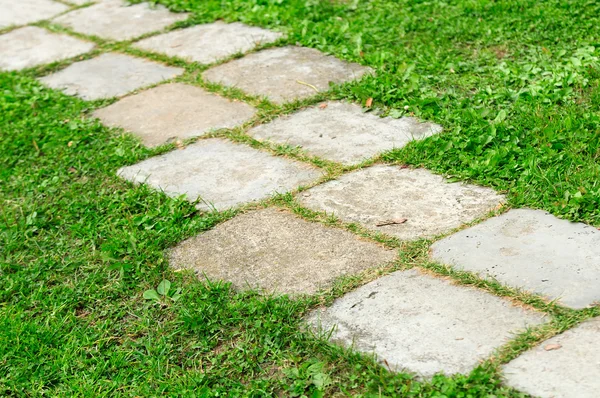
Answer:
503, 318, 600, 398
134, 22, 282, 65
249, 101, 442, 165
0, 27, 94, 71
53, 0, 187, 41
0, 0, 68, 29
431, 209, 600, 309
39, 53, 183, 100
308, 269, 544, 377
203, 46, 370, 104
118, 138, 323, 210
170, 208, 396, 295
299, 165, 504, 240
93, 83, 256, 147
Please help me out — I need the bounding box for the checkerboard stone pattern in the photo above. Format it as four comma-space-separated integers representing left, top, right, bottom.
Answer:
170, 208, 396, 295
203, 46, 370, 104
118, 138, 323, 210
53, 0, 187, 41
0, 0, 68, 29
308, 269, 544, 377
135, 22, 283, 65
431, 209, 600, 309
0, 27, 94, 71
503, 317, 600, 398
249, 101, 442, 165
94, 83, 256, 147
39, 53, 183, 100
299, 165, 504, 240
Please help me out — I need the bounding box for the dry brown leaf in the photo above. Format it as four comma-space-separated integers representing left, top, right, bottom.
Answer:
376, 218, 408, 227
319, 103, 328, 110
544, 344, 562, 351
365, 97, 373, 107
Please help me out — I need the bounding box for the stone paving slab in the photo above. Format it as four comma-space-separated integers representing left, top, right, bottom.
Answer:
53, 0, 187, 41
430, 209, 600, 309
299, 165, 504, 240
0, 0, 68, 29
308, 268, 544, 377
93, 83, 256, 147
134, 22, 283, 65
502, 317, 600, 398
0, 27, 94, 72
118, 138, 323, 210
39, 53, 183, 100
248, 101, 442, 165
203, 46, 370, 104
170, 208, 396, 295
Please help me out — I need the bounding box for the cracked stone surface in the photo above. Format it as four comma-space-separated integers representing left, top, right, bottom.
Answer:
53, 0, 187, 41
134, 22, 283, 65
118, 138, 323, 210
308, 268, 545, 377
93, 83, 256, 147
430, 209, 600, 309
0, 27, 94, 71
169, 208, 396, 295
203, 46, 370, 104
39, 53, 184, 100
0, 0, 68, 29
249, 101, 442, 165
299, 165, 504, 240
503, 317, 600, 398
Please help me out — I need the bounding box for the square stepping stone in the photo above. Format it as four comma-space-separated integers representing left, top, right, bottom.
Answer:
53, 0, 187, 41
308, 269, 544, 377
430, 209, 600, 309
0, 27, 94, 71
170, 208, 396, 295
248, 101, 442, 165
299, 165, 504, 240
118, 138, 323, 210
502, 318, 600, 398
134, 22, 283, 65
93, 83, 256, 147
0, 0, 68, 29
39, 53, 184, 100
203, 46, 370, 104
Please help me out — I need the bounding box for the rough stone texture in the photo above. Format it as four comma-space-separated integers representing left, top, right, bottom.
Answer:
0, 27, 94, 71
39, 53, 183, 100
299, 165, 504, 240
203, 46, 370, 104
53, 0, 187, 41
134, 22, 283, 65
0, 0, 68, 29
93, 83, 256, 147
308, 269, 544, 377
430, 209, 600, 309
249, 101, 442, 165
118, 138, 323, 210
503, 318, 600, 398
170, 208, 396, 295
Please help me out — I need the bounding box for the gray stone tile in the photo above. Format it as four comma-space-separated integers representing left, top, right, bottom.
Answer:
249, 101, 442, 165
0, 26, 94, 71
170, 208, 396, 295
299, 165, 504, 240
39, 53, 183, 100
203, 46, 370, 104
93, 83, 256, 147
503, 318, 600, 398
308, 269, 545, 377
430, 209, 600, 309
118, 138, 323, 210
0, 0, 68, 29
134, 22, 283, 65
53, 0, 187, 41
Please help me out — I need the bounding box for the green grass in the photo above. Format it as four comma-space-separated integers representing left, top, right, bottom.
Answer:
2, 0, 600, 396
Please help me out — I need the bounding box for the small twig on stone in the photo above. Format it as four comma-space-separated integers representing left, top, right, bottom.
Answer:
376, 218, 408, 227
296, 80, 319, 92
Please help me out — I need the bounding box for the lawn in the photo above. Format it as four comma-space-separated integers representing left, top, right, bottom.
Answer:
1, 0, 600, 396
